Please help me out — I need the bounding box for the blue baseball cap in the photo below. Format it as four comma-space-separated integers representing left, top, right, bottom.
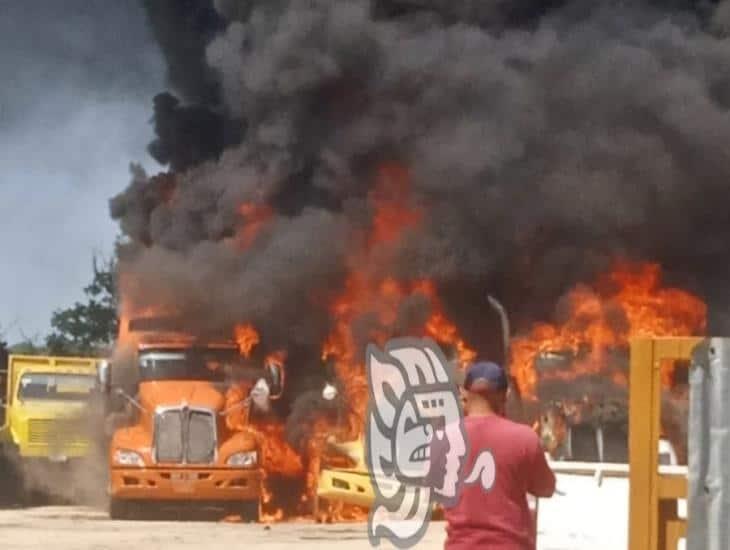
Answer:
462, 361, 509, 392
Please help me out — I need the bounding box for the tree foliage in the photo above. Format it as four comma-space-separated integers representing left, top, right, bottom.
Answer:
9, 339, 47, 355
44, 255, 119, 357
0, 333, 8, 368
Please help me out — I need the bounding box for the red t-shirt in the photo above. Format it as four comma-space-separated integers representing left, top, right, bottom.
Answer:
443, 415, 556, 550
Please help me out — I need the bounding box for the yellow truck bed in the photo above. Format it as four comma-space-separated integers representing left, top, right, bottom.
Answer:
1, 354, 103, 458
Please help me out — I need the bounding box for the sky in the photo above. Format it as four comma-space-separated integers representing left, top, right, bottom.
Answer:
0, 2, 165, 344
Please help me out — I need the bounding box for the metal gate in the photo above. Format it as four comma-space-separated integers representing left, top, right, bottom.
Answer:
686, 338, 730, 550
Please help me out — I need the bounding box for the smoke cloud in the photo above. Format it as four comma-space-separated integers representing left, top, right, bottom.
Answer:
112, 0, 730, 404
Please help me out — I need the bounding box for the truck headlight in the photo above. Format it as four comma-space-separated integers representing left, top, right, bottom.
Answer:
113, 449, 145, 467
226, 451, 258, 467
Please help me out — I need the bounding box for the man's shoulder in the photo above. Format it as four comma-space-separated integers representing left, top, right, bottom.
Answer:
499, 416, 539, 439
465, 415, 533, 432
468, 415, 539, 444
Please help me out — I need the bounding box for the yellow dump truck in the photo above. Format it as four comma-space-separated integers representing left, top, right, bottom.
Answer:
0, 354, 106, 502
316, 438, 376, 510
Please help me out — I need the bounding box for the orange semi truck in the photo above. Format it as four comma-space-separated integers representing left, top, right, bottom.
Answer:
103, 320, 284, 520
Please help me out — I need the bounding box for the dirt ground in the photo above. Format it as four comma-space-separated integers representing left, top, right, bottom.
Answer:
0, 506, 446, 550
0, 474, 654, 550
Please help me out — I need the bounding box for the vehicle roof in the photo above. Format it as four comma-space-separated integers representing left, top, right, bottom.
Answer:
8, 355, 102, 370
137, 342, 239, 351
127, 317, 239, 351
136, 335, 239, 351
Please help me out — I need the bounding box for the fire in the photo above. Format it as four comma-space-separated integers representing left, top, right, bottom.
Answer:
115, 154, 711, 524
254, 421, 304, 479
322, 275, 476, 437
260, 506, 285, 524
323, 273, 476, 439
417, 280, 478, 369
321, 162, 475, 440
237, 202, 274, 250
234, 323, 260, 358
116, 306, 178, 353
265, 349, 287, 368
118, 154, 710, 523
114, 271, 190, 352
302, 161, 476, 518
608, 261, 706, 338
368, 162, 422, 247
510, 261, 707, 398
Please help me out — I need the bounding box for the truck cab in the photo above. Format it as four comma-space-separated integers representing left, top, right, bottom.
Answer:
0, 354, 104, 501
106, 325, 284, 521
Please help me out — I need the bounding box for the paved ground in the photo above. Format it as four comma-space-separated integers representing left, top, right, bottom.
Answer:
0, 474, 668, 550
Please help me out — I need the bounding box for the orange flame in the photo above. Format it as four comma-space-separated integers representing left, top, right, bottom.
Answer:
416, 280, 478, 369
510, 261, 707, 398
265, 349, 287, 367
234, 323, 260, 358
237, 202, 274, 250
118, 160, 712, 522
254, 421, 304, 479
321, 162, 475, 444
368, 162, 422, 247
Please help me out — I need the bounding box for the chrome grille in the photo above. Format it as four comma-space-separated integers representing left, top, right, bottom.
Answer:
155, 410, 184, 463
187, 410, 216, 464
154, 408, 216, 464
27, 419, 86, 446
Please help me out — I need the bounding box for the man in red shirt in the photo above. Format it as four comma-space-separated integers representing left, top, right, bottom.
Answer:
442, 361, 556, 549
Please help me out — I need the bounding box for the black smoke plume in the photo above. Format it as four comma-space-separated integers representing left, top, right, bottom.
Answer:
140, 1, 244, 171
112, 0, 730, 426
147, 92, 244, 172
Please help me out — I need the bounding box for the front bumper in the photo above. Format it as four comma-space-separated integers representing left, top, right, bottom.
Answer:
317, 468, 377, 508
110, 467, 262, 501
18, 443, 91, 460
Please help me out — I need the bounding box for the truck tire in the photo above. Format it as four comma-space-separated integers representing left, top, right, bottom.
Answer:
109, 498, 136, 520
237, 500, 261, 523
1, 444, 27, 507
0, 451, 21, 507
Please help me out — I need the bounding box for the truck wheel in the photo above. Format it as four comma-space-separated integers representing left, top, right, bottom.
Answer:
109, 498, 136, 520
22, 489, 48, 508
1, 444, 26, 507
238, 500, 261, 523
0, 452, 21, 507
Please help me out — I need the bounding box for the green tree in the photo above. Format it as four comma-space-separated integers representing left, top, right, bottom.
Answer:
1, 332, 7, 425
45, 254, 119, 357
0, 333, 8, 367
8, 336, 47, 355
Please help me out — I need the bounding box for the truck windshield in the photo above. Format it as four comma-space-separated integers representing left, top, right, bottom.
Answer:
17, 373, 96, 402
138, 349, 241, 382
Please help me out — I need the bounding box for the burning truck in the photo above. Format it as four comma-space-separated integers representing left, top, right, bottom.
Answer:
100, 317, 285, 520
532, 349, 689, 464
102, 0, 729, 522
309, 265, 703, 517
104, 235, 707, 522
513, 263, 704, 466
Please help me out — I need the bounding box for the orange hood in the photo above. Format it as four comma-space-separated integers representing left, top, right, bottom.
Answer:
138, 380, 226, 411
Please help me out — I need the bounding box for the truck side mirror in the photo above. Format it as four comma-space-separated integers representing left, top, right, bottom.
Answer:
322, 382, 338, 401
265, 362, 285, 400
97, 360, 112, 394
113, 387, 146, 414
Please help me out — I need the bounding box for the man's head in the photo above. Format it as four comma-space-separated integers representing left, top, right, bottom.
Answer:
458, 361, 509, 416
